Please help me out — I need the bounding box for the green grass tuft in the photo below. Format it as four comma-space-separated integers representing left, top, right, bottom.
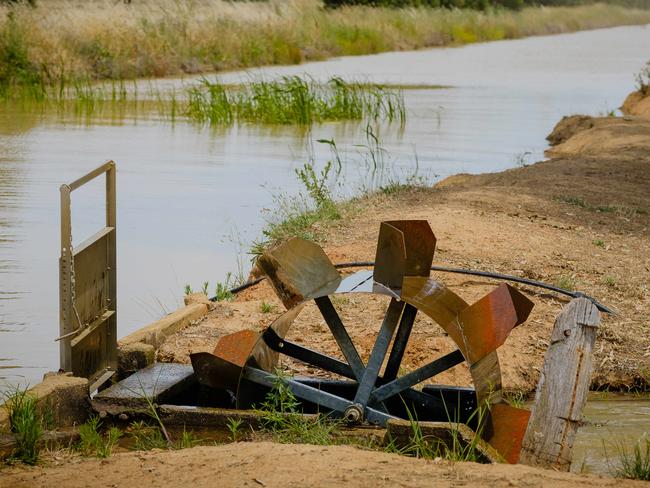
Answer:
257, 370, 341, 445
616, 436, 650, 481
555, 274, 576, 291
78, 416, 122, 458
260, 301, 275, 313
1, 386, 43, 465
129, 420, 168, 451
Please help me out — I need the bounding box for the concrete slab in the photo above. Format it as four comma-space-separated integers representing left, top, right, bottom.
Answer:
93, 363, 195, 413
119, 302, 208, 349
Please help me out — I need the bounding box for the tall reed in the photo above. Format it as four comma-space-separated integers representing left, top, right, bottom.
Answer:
186, 76, 406, 125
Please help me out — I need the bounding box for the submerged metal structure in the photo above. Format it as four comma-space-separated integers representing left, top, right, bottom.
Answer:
191, 220, 535, 463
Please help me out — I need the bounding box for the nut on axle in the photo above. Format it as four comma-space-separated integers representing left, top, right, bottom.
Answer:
343, 404, 364, 424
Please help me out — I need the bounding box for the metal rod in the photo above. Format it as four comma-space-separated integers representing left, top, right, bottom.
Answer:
315, 296, 366, 381
383, 303, 418, 381
243, 366, 393, 425
68, 160, 115, 191
370, 349, 465, 403
352, 298, 404, 409
262, 328, 356, 380
215, 261, 612, 314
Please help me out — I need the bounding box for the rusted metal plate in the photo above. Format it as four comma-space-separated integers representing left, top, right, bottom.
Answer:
191, 329, 261, 391
257, 237, 341, 309
373, 220, 436, 290
213, 329, 260, 368
486, 403, 532, 464
401, 276, 469, 332
190, 352, 241, 391
455, 284, 534, 364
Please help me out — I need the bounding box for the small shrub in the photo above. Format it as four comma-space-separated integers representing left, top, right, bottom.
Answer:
1, 386, 43, 465
504, 391, 526, 408
78, 416, 122, 458
603, 276, 617, 288
129, 420, 167, 451
592, 239, 605, 248
635, 61, 650, 95
616, 437, 650, 481
226, 417, 243, 442
555, 274, 576, 291
214, 273, 234, 302
260, 301, 275, 313
177, 428, 200, 449
258, 370, 340, 445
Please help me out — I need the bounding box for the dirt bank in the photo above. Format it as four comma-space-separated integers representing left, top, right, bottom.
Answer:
160, 109, 650, 393
2, 441, 648, 488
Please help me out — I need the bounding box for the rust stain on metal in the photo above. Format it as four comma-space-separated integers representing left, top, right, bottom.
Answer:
213, 329, 260, 367
487, 403, 532, 464
455, 284, 534, 364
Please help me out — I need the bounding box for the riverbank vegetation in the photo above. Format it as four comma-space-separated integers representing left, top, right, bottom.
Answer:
1, 0, 650, 96
0, 76, 406, 126
187, 77, 405, 125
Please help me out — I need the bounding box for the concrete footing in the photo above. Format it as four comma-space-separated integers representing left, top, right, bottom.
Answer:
0, 373, 89, 432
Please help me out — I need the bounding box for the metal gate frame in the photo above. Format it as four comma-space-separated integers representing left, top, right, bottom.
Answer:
59, 161, 117, 391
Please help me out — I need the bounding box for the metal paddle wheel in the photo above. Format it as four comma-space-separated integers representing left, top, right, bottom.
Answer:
191, 220, 535, 463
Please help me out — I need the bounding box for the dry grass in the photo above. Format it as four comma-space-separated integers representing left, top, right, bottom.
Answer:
1, 0, 650, 89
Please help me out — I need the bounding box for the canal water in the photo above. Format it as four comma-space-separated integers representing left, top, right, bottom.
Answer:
571, 394, 650, 475
0, 25, 648, 453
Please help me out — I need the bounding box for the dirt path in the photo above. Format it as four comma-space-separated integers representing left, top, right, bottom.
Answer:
2, 441, 648, 488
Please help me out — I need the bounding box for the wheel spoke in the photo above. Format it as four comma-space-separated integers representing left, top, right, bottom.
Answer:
352, 298, 404, 409
370, 349, 465, 403
383, 303, 418, 381
262, 328, 355, 380
315, 296, 365, 381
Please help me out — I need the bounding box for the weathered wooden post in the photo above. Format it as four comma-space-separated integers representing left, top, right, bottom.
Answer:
519, 297, 600, 470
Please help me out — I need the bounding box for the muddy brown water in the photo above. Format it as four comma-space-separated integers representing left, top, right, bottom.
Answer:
571, 395, 650, 475
0, 23, 649, 468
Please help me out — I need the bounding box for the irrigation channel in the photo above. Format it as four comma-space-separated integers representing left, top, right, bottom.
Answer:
0, 24, 648, 473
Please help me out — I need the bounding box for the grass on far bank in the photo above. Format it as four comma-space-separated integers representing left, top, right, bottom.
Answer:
2, 0, 650, 93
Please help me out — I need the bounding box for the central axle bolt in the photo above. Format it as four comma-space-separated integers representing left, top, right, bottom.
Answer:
343, 404, 364, 424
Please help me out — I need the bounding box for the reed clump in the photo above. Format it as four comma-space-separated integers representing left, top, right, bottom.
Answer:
1, 0, 650, 93
187, 76, 405, 125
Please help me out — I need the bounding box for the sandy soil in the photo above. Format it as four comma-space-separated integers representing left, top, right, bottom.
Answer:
159, 110, 650, 393
2, 441, 648, 488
